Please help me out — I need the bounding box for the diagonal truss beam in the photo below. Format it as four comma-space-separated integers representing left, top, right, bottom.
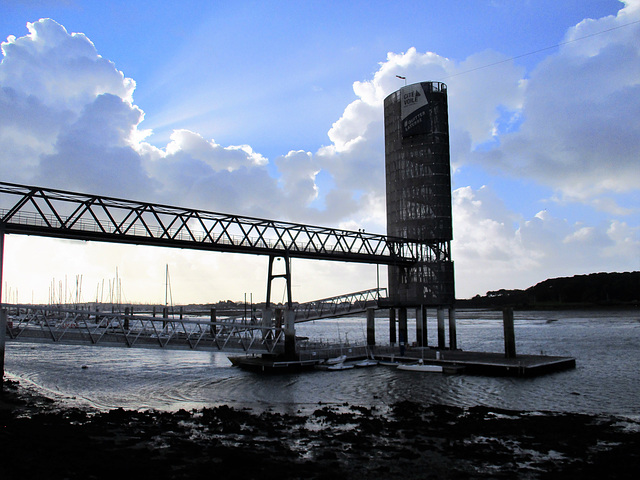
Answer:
3, 304, 285, 353
0, 182, 450, 266
293, 287, 387, 322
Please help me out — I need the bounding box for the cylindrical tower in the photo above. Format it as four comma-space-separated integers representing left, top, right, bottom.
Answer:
384, 81, 454, 306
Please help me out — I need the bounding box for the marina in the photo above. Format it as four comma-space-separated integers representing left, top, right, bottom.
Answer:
2, 6, 639, 477
3, 309, 638, 416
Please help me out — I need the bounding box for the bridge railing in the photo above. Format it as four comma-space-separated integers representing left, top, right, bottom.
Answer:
2, 304, 285, 354
294, 288, 387, 322
0, 181, 447, 265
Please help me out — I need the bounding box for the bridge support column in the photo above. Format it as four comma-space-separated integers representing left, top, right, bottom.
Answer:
416, 306, 427, 347
0, 309, 6, 391
423, 306, 429, 346
437, 308, 446, 349
124, 307, 130, 331
262, 307, 273, 340
210, 308, 217, 336
389, 308, 397, 345
448, 307, 457, 350
0, 227, 4, 305
284, 309, 297, 360
366, 308, 375, 346
503, 307, 516, 359
398, 307, 407, 356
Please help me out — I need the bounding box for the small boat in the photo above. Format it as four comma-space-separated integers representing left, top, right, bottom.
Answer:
378, 355, 398, 367
327, 362, 354, 371
354, 358, 378, 368
397, 359, 443, 373
325, 354, 347, 365
378, 360, 400, 367
228, 355, 320, 373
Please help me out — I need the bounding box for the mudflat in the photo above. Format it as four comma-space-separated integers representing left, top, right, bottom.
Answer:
1, 380, 639, 479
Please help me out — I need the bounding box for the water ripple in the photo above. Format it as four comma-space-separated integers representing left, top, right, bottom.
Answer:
4, 310, 639, 416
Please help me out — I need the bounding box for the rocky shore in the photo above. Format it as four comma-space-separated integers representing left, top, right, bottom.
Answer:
1, 379, 639, 479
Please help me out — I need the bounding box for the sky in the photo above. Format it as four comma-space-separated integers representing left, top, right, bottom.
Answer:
0, 0, 638, 305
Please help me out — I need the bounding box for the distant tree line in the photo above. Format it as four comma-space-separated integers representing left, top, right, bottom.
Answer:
457, 272, 640, 309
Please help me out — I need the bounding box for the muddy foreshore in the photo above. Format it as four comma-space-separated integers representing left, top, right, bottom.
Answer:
1, 379, 639, 479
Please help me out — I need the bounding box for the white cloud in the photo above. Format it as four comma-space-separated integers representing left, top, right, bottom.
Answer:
0, 19, 134, 111
475, 1, 640, 209
1, 9, 638, 304
452, 186, 540, 296
163, 129, 267, 171
452, 186, 640, 297
34, 93, 152, 197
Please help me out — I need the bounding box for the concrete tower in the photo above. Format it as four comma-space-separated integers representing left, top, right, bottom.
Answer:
384, 81, 454, 307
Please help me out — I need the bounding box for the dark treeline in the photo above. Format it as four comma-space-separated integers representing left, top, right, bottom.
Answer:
457, 271, 640, 309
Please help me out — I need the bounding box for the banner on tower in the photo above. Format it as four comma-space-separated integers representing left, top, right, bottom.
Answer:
400, 83, 431, 137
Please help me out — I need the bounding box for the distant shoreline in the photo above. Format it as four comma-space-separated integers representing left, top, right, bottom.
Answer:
456, 271, 639, 311
454, 301, 639, 311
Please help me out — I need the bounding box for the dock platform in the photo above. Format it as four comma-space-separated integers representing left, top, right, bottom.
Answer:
378, 347, 576, 377
230, 346, 575, 377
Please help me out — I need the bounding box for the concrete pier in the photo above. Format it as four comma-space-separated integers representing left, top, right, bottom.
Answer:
284, 309, 297, 359
0, 309, 6, 391
448, 308, 457, 350
437, 308, 446, 349
389, 308, 397, 345
422, 306, 428, 346
503, 307, 516, 358
366, 308, 375, 346
0, 228, 4, 305
398, 307, 407, 355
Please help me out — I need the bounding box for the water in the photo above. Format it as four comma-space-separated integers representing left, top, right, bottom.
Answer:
5, 309, 640, 417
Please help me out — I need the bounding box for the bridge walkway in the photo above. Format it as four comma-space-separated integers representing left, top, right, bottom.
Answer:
1, 288, 387, 353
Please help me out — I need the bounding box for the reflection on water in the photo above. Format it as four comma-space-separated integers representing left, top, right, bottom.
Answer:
6, 309, 640, 416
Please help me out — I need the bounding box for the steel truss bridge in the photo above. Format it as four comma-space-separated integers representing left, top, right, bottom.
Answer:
0, 182, 449, 266
0, 181, 445, 354
1, 288, 384, 353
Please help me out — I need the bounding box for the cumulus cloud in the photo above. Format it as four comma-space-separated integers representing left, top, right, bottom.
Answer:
0, 17, 526, 227
1, 9, 639, 302
0, 19, 289, 215
0, 19, 135, 110
475, 1, 640, 209
0, 19, 145, 197
35, 93, 152, 197
452, 186, 640, 297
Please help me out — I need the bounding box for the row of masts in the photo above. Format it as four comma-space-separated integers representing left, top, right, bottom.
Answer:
46, 270, 125, 306
3, 268, 129, 306
12, 265, 174, 307
5, 265, 263, 314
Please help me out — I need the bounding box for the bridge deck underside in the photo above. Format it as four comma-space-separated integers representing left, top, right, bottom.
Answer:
2, 291, 387, 353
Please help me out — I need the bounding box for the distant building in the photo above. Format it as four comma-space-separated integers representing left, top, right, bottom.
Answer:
384, 81, 454, 307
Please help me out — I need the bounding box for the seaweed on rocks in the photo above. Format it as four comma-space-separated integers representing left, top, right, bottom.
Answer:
1, 383, 640, 479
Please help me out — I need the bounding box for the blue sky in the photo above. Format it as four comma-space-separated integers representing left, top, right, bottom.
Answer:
0, 0, 638, 303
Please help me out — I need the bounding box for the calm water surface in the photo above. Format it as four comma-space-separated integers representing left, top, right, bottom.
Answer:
5, 309, 640, 417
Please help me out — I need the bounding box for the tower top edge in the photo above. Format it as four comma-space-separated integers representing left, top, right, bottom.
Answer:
384, 81, 447, 103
